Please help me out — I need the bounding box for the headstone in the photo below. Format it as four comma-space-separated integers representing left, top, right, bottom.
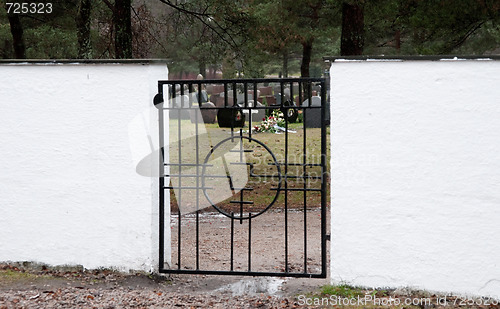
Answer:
198, 90, 209, 103
247, 90, 260, 99
168, 94, 191, 120
214, 92, 247, 107
242, 101, 266, 126
273, 86, 281, 96
258, 86, 273, 96
215, 95, 226, 108
190, 102, 217, 124
301, 96, 322, 128
284, 87, 291, 98
213, 85, 225, 95
217, 108, 245, 128
206, 84, 215, 95
264, 95, 276, 105
274, 92, 290, 105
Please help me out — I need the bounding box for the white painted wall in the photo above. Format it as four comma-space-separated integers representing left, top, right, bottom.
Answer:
0, 61, 168, 272
330, 58, 500, 298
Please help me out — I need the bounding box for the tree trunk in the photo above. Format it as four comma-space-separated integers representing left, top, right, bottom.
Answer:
7, 13, 26, 59
300, 39, 313, 78
395, 30, 401, 51
340, 2, 364, 56
114, 0, 132, 59
282, 49, 288, 78
76, 0, 92, 59
199, 61, 206, 78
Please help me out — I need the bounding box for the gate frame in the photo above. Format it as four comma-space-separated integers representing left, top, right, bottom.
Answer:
155, 78, 328, 278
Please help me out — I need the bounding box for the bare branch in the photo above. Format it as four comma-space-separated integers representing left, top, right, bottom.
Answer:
157, 0, 211, 18
445, 21, 485, 53
131, 5, 170, 55
156, 0, 243, 52
101, 0, 114, 12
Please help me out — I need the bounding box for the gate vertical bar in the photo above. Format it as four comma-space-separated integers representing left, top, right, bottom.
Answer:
230, 213, 234, 271
158, 83, 165, 272
177, 83, 183, 270
320, 80, 327, 277
302, 82, 308, 273
283, 81, 289, 273
248, 213, 252, 271
195, 83, 200, 270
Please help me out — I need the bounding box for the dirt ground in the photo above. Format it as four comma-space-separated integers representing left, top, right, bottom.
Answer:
0, 263, 329, 308
1, 209, 330, 308
2, 210, 499, 308
2, 264, 499, 309
168, 208, 326, 274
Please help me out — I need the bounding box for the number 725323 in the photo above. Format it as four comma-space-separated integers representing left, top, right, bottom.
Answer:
6, 2, 53, 14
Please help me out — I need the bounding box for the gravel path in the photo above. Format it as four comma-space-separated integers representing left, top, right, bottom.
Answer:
0, 264, 328, 308
2, 265, 499, 308
3, 208, 498, 308
1, 208, 329, 308
168, 209, 325, 274
0, 287, 296, 309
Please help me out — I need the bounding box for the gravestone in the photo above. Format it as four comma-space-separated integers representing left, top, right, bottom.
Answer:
269, 93, 298, 123
199, 90, 209, 103
196, 102, 217, 123
258, 86, 273, 97
169, 94, 191, 120
217, 108, 245, 128
243, 101, 266, 127
301, 96, 322, 128
207, 84, 225, 95
247, 89, 260, 99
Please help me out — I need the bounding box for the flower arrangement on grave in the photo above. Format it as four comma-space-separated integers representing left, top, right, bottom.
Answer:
252, 110, 285, 133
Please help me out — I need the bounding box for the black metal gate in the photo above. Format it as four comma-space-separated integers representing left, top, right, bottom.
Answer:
155, 78, 328, 278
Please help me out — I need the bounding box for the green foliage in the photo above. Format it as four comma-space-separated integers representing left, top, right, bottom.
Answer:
252, 110, 286, 133
0, 23, 13, 58
1, 0, 499, 68
0, 0, 79, 59
25, 25, 77, 58
364, 0, 500, 55
319, 284, 365, 298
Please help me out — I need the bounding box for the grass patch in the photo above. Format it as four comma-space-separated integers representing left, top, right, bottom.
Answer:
168, 119, 330, 214
0, 269, 52, 284
319, 284, 365, 298
0, 269, 32, 279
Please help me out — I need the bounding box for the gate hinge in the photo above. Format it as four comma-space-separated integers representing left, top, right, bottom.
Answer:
325, 234, 331, 241
153, 93, 163, 109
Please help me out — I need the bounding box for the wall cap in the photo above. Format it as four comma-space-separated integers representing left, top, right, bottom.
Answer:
0, 59, 171, 65
324, 55, 500, 62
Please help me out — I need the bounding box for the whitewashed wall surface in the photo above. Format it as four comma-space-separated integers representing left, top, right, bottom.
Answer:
0, 61, 168, 272
330, 57, 500, 299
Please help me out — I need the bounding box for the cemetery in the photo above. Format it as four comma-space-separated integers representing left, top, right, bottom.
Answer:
2, 0, 500, 307
0, 56, 499, 305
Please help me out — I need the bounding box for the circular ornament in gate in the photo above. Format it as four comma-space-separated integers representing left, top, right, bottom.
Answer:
201, 135, 282, 220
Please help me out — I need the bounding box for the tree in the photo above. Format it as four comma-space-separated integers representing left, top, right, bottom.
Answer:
100, 0, 133, 58
6, 11, 26, 59
1, 1, 79, 59
76, 0, 92, 58
250, 0, 339, 77
363, 0, 500, 55
114, 0, 132, 58
131, 3, 163, 58
158, 0, 251, 77
340, 1, 365, 55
